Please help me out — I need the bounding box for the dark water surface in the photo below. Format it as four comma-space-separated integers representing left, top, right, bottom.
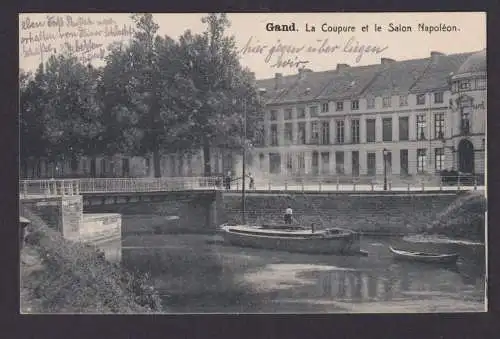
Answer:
121, 217, 485, 313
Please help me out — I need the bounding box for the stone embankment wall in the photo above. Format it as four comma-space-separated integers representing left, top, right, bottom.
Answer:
222, 192, 466, 235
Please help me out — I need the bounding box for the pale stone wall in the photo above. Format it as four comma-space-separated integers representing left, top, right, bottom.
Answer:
80, 213, 121, 241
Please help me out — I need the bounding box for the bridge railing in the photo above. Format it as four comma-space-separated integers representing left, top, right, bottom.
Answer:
19, 179, 81, 197
19, 175, 485, 196
230, 174, 485, 192
77, 177, 220, 193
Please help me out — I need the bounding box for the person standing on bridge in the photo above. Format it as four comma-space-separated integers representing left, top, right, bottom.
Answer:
224, 171, 231, 190
248, 172, 255, 190
284, 206, 293, 225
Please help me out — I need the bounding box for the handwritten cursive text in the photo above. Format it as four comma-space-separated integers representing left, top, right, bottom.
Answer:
240, 36, 389, 68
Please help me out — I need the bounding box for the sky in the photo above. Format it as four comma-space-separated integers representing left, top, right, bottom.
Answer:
19, 12, 486, 80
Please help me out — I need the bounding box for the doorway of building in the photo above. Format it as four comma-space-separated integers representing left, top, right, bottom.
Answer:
458, 138, 474, 174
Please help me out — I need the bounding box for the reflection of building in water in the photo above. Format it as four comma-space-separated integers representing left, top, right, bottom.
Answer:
316, 267, 476, 301
318, 271, 403, 301
317, 270, 395, 301
315, 270, 413, 301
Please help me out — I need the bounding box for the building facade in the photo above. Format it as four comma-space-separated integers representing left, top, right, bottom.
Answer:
253, 50, 486, 179
21, 50, 486, 180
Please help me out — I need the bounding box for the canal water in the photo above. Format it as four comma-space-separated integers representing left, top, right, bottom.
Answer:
122, 228, 486, 313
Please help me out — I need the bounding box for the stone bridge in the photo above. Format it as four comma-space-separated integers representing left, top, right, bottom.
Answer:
82, 190, 224, 232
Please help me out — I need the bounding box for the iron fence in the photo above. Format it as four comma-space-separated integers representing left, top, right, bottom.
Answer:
229, 174, 485, 192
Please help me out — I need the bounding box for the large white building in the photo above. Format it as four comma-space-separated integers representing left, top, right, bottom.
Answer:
21, 50, 486, 180
252, 50, 486, 180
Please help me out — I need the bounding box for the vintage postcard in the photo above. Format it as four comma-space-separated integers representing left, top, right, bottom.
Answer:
19, 12, 486, 314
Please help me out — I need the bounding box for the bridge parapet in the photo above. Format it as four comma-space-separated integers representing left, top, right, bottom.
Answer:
20, 177, 221, 196
79, 177, 220, 193
19, 179, 81, 197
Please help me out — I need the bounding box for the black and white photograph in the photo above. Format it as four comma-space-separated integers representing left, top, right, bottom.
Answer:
19, 12, 487, 314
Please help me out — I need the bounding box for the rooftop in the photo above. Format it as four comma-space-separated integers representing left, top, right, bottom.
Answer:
456, 49, 486, 75
255, 50, 484, 104
317, 64, 382, 100
410, 52, 474, 93
362, 58, 430, 97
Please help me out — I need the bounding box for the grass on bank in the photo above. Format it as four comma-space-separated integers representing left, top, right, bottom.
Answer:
420, 191, 486, 242
20, 207, 163, 313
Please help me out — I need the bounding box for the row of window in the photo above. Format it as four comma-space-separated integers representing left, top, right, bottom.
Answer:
451, 78, 487, 93
268, 113, 448, 146
263, 148, 445, 175
269, 93, 446, 121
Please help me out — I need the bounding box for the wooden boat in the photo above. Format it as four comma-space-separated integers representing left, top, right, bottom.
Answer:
219, 224, 363, 255
389, 246, 459, 264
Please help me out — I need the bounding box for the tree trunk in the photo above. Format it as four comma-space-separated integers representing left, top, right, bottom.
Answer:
153, 149, 161, 178
108, 155, 116, 177
71, 154, 79, 177
203, 139, 211, 176
90, 157, 97, 177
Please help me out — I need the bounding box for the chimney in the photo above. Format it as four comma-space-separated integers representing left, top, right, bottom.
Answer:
274, 73, 283, 89
381, 58, 396, 65
430, 51, 444, 62
336, 63, 350, 70
298, 68, 312, 80
248, 72, 256, 85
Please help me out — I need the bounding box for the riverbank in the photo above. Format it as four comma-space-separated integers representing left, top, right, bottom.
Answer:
20, 209, 163, 314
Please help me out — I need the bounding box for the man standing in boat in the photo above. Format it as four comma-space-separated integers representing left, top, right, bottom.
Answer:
284, 206, 293, 225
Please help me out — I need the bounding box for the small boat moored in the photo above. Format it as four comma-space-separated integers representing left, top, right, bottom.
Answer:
219, 224, 364, 255
389, 246, 459, 264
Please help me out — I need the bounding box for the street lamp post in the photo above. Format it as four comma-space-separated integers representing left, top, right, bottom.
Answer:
242, 99, 247, 225
383, 148, 388, 191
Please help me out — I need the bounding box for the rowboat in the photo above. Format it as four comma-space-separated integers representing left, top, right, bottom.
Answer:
389, 246, 459, 264
219, 224, 363, 255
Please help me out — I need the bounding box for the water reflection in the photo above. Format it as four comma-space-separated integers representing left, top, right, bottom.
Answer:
314, 263, 484, 302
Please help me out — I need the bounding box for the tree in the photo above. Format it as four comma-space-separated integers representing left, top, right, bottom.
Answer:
20, 67, 49, 177
101, 14, 198, 177
99, 44, 143, 159
32, 55, 104, 174
20, 13, 264, 178
176, 14, 264, 175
